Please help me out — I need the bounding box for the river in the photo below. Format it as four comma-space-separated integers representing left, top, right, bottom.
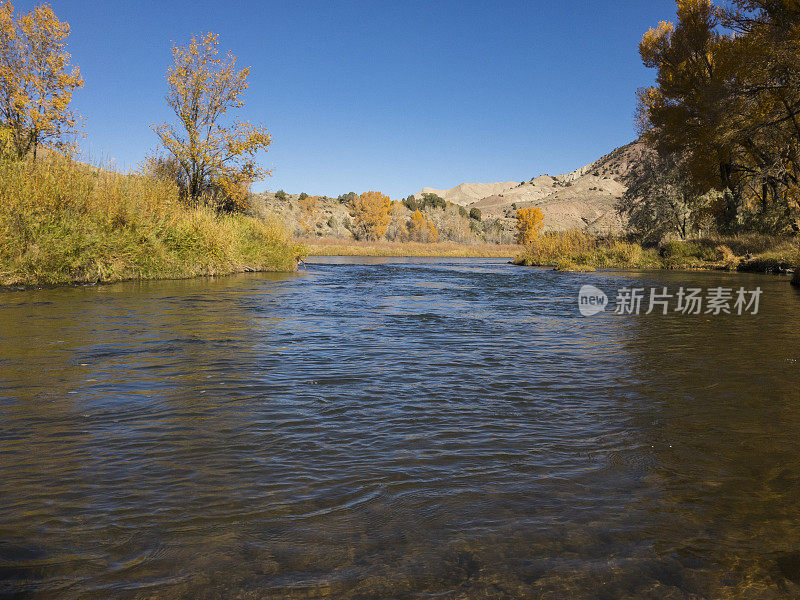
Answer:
1, 257, 799, 599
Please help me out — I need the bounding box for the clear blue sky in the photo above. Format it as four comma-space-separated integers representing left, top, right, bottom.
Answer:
18, 0, 678, 198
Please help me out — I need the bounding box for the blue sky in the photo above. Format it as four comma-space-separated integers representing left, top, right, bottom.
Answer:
17, 0, 678, 197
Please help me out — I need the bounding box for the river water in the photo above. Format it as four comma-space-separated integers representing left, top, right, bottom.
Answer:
1, 257, 799, 599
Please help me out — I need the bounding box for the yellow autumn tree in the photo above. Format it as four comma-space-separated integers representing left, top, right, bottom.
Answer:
153, 32, 271, 211
0, 1, 83, 159
298, 194, 319, 234
635, 0, 800, 234
408, 209, 438, 243
516, 207, 544, 244
350, 190, 391, 240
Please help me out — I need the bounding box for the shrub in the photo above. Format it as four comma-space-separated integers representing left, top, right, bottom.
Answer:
274, 189, 287, 201
715, 245, 739, 269
469, 207, 482, 221
402, 195, 418, 211
419, 193, 446, 211
738, 253, 795, 273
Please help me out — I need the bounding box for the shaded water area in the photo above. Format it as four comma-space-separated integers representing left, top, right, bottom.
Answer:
1, 257, 800, 599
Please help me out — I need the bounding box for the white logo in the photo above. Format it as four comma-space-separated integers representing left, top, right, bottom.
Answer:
578, 285, 608, 317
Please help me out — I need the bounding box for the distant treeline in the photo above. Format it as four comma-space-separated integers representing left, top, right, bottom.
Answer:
265, 191, 525, 245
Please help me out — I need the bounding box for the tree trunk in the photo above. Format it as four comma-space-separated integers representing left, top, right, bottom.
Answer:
719, 163, 739, 232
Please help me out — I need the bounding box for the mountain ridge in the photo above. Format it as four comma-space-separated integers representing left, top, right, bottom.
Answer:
414, 140, 653, 232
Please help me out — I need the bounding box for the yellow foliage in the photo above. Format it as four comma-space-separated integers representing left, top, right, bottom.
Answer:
408, 209, 438, 243
639, 21, 674, 68
350, 191, 391, 240
0, 1, 84, 159
516, 207, 544, 244
298, 194, 319, 233
152, 32, 271, 210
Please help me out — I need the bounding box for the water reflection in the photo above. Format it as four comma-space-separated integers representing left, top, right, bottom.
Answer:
0, 261, 799, 599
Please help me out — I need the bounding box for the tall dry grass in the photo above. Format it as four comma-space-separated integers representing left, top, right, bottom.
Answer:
513, 230, 659, 269
0, 155, 301, 286
513, 229, 799, 273
302, 238, 520, 257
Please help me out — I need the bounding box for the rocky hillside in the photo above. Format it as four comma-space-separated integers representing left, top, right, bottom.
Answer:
418, 181, 518, 205
414, 141, 654, 233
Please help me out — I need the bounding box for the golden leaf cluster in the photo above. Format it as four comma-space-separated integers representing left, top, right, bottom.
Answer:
350, 191, 392, 240
516, 207, 544, 245
408, 209, 437, 242
0, 1, 83, 159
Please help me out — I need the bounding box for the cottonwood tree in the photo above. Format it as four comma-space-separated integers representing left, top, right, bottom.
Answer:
0, 1, 83, 159
637, 0, 800, 234
408, 209, 437, 242
153, 32, 271, 210
516, 207, 544, 244
350, 191, 391, 240
298, 194, 319, 234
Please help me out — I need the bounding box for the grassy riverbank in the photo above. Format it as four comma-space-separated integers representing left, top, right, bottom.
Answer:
0, 157, 302, 287
513, 230, 799, 274
302, 238, 520, 257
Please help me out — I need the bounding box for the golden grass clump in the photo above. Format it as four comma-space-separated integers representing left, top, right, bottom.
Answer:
0, 155, 301, 286
513, 230, 659, 270
513, 229, 798, 274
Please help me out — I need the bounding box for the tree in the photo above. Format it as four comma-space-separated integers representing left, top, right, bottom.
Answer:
385, 199, 409, 241
298, 194, 319, 234
0, 1, 83, 159
617, 152, 705, 243
469, 207, 482, 221
408, 209, 438, 242
637, 0, 800, 234
516, 207, 544, 244
402, 195, 418, 211
419, 193, 446, 211
350, 190, 391, 240
152, 32, 271, 210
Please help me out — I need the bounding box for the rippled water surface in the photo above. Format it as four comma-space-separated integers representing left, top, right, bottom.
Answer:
2, 257, 800, 599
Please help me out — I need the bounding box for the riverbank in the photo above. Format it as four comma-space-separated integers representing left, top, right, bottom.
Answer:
0, 157, 302, 287
513, 230, 799, 275
301, 238, 520, 257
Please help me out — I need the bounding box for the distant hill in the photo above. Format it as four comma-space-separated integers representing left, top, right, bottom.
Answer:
414, 141, 654, 233
416, 181, 518, 205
